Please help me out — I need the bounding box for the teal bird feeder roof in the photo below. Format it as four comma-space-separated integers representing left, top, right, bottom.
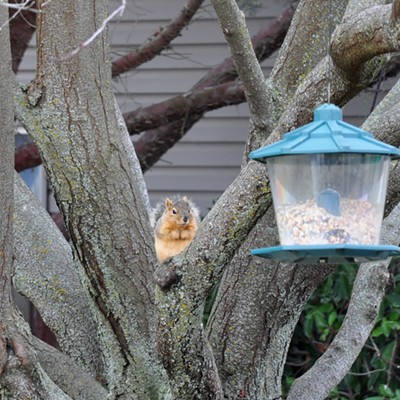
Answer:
250, 103, 400, 161
249, 103, 400, 264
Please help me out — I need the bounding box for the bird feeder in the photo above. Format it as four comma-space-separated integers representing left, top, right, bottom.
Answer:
250, 103, 400, 264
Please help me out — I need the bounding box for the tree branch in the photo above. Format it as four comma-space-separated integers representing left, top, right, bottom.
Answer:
332, 3, 400, 74
211, 0, 269, 135
269, 0, 346, 103
134, 3, 295, 171
14, 3, 295, 173
0, 6, 70, 398
124, 81, 245, 134
207, 206, 335, 398
32, 337, 108, 399
13, 173, 106, 379
15, 1, 169, 394
112, 0, 204, 78
0, 0, 16, 316
287, 259, 390, 400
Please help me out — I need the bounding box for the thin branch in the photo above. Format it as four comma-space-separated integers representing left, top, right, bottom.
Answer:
112, 0, 204, 77
210, 0, 269, 134
0, 0, 37, 11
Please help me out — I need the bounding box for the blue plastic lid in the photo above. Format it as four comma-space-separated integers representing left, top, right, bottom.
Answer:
250, 103, 400, 162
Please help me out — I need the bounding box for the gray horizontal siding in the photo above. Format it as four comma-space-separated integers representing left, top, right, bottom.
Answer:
17, 0, 396, 216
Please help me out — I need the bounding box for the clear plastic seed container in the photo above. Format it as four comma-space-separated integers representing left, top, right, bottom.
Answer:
267, 153, 390, 246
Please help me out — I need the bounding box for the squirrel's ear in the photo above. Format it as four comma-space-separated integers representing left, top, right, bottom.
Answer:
182, 196, 189, 203
165, 198, 173, 209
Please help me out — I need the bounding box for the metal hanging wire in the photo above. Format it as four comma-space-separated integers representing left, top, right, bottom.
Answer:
327, 0, 333, 104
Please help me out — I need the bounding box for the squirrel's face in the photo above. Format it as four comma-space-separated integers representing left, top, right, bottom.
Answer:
165, 198, 192, 227
170, 208, 190, 226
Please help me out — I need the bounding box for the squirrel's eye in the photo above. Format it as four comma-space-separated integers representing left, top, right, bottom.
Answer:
172, 209, 177, 214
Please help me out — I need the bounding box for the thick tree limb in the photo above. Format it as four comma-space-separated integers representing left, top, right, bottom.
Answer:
269, 0, 347, 103
13, 173, 106, 379
1, 6, 70, 398
112, 0, 204, 78
207, 206, 335, 399
32, 337, 108, 399
1, 320, 72, 399
332, 3, 400, 74
0, 0, 15, 314
155, 0, 400, 397
14, 1, 169, 396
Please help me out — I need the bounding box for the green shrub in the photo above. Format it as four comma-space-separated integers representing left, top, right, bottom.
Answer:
284, 260, 400, 399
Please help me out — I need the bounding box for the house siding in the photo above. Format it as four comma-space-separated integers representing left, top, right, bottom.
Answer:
18, 0, 391, 215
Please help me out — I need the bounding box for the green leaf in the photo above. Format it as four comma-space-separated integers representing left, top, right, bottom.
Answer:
304, 315, 314, 338
363, 397, 385, 400
320, 328, 330, 341
379, 384, 394, 397
381, 319, 391, 337
371, 326, 383, 337
328, 311, 337, 326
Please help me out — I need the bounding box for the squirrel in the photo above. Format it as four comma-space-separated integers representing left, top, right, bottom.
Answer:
151, 196, 200, 263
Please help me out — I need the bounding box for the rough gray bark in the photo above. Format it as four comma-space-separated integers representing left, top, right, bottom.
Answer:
13, 173, 105, 378
14, 0, 168, 398
32, 337, 108, 399
201, 0, 400, 398
4, 0, 400, 398
0, 5, 70, 399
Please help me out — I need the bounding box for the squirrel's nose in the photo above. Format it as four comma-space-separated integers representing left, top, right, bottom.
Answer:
183, 216, 188, 223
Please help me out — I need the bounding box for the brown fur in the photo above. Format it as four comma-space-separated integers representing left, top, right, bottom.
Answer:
153, 197, 199, 263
